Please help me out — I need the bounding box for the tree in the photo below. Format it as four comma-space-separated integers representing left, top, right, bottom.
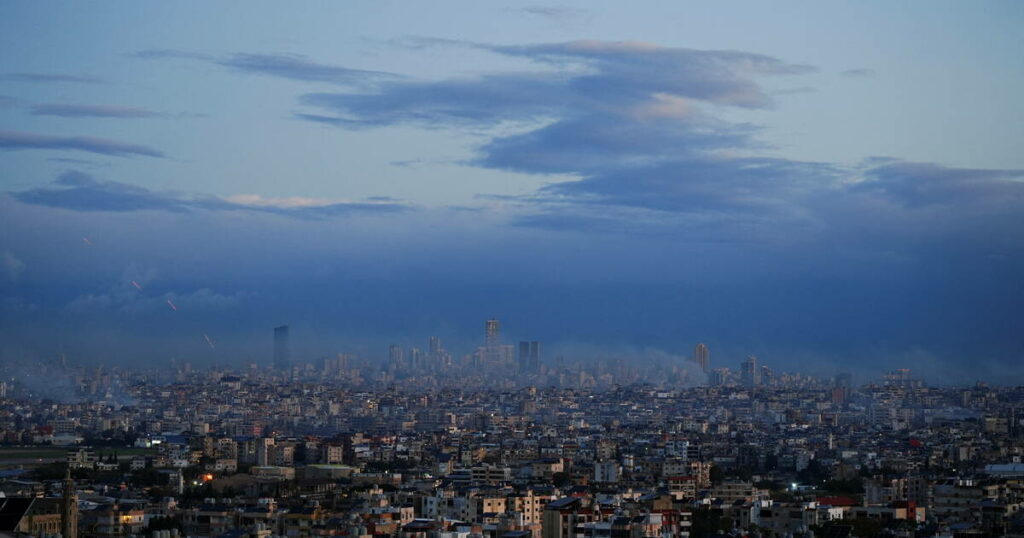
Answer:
822, 477, 864, 495
691, 509, 732, 537
797, 459, 828, 484
129, 467, 169, 487
708, 465, 724, 485
847, 518, 883, 537
147, 516, 183, 535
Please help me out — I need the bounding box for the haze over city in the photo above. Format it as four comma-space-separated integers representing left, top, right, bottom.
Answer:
1, 2, 1023, 383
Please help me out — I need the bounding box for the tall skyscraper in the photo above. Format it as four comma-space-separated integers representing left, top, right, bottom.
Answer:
478, 318, 513, 367
388, 344, 404, 371
427, 336, 451, 368
485, 319, 500, 348
709, 368, 729, 387
741, 355, 760, 388
273, 325, 290, 370
519, 341, 540, 373
694, 343, 709, 373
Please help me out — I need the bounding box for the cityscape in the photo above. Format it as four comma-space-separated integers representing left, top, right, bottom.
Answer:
1, 319, 1023, 537
2, 2, 1023, 538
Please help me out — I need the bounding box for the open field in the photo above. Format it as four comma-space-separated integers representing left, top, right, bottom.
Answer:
0, 447, 66, 464
0, 446, 156, 467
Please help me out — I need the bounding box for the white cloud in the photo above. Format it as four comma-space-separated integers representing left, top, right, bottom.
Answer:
224, 193, 345, 209
628, 93, 693, 121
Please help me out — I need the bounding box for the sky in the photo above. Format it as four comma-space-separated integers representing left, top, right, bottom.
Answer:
1, 2, 1022, 383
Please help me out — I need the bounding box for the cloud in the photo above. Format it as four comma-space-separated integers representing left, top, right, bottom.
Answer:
840, 68, 876, 78
292, 113, 376, 128
389, 159, 430, 168
473, 113, 759, 175
851, 160, 1024, 208
47, 157, 110, 167
10, 170, 410, 218
136, 49, 396, 85
220, 193, 409, 217
300, 73, 568, 127
12, 170, 186, 212
302, 40, 813, 130
772, 86, 817, 96
133, 49, 215, 61
509, 211, 651, 235
510, 6, 588, 21
121, 263, 159, 288
292, 38, 1024, 262
298, 39, 833, 228
0, 130, 165, 158
217, 53, 396, 84
1, 251, 25, 281
298, 38, 812, 130
0, 72, 100, 83
224, 193, 346, 208
61, 262, 185, 316
30, 103, 160, 118
485, 40, 815, 107
537, 157, 841, 215
66, 286, 250, 315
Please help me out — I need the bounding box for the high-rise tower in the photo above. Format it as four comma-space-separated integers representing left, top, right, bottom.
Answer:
741, 355, 760, 388
485, 319, 500, 348
427, 336, 451, 368
519, 341, 540, 373
479, 318, 513, 367
388, 344, 404, 371
694, 343, 709, 373
273, 325, 290, 370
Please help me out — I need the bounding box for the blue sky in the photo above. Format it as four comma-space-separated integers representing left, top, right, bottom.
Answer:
1, 2, 1022, 382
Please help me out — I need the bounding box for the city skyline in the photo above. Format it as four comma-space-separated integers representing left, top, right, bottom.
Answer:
201, 318, 938, 390
1, 3, 1023, 382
